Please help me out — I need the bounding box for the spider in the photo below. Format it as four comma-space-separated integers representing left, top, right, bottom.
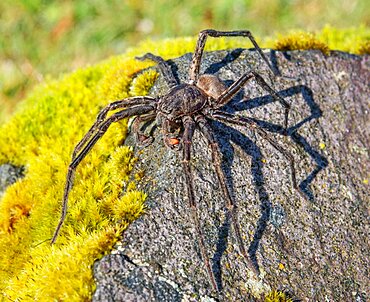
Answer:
51, 29, 304, 292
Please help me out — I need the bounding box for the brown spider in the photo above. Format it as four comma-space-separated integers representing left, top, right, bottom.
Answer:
51, 29, 303, 292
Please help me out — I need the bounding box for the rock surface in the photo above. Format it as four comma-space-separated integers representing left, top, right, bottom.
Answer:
0, 164, 24, 197
93, 49, 369, 301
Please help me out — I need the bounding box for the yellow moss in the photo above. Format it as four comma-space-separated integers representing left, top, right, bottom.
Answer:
3, 225, 124, 301
0, 27, 368, 300
97, 57, 153, 101
0, 51, 152, 299
357, 40, 370, 55
274, 26, 370, 55
264, 290, 293, 302
318, 24, 370, 55
111, 191, 147, 223
275, 31, 330, 55
126, 35, 259, 60
129, 69, 159, 97
104, 146, 138, 185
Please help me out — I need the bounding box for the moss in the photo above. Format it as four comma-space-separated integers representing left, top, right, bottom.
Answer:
0, 50, 156, 300
272, 25, 370, 55
357, 40, 370, 55
275, 31, 331, 55
0, 27, 368, 300
264, 290, 293, 302
318, 24, 370, 55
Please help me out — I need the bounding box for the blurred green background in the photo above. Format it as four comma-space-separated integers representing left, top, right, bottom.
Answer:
0, 0, 369, 122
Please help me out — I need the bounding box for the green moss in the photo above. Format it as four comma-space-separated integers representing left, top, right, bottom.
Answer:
0, 27, 368, 300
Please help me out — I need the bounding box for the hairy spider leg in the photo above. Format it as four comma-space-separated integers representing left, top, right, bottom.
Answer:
136, 53, 179, 89
72, 96, 156, 159
196, 114, 259, 275
51, 104, 155, 244
210, 110, 308, 201
181, 116, 218, 291
137, 54, 185, 149
190, 29, 279, 85
215, 70, 290, 130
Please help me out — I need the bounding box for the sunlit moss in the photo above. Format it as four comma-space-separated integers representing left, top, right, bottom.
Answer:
130, 69, 159, 97
3, 225, 124, 301
318, 24, 370, 54
275, 31, 330, 55
0, 28, 368, 300
272, 25, 369, 55
0, 47, 156, 300
357, 40, 370, 55
264, 290, 293, 302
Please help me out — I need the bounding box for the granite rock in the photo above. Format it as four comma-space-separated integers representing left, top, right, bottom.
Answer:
0, 163, 24, 197
93, 49, 369, 302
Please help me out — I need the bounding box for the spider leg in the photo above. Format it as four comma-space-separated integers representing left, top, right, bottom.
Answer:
210, 110, 307, 201
181, 116, 218, 291
136, 53, 178, 89
195, 114, 259, 275
214, 70, 290, 130
190, 29, 279, 84
72, 96, 156, 159
51, 104, 155, 244
132, 113, 156, 147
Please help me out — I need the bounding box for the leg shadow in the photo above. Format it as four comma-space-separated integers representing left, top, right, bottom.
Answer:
208, 83, 327, 288
210, 122, 271, 289
230, 84, 327, 200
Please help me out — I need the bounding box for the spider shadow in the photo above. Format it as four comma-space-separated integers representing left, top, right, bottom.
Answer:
203, 48, 245, 75
230, 84, 328, 200
208, 84, 328, 290
146, 50, 327, 291
203, 48, 284, 79
210, 123, 269, 290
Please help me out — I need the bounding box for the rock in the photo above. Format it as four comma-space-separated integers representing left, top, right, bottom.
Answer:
93, 49, 369, 301
0, 164, 24, 197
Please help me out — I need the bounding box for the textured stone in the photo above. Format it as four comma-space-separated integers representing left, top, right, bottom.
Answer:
93, 49, 369, 302
0, 163, 24, 197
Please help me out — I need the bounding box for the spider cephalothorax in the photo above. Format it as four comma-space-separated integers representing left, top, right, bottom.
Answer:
156, 77, 227, 149
51, 29, 304, 292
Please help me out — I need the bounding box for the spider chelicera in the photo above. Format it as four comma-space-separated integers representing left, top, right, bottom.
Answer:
51, 29, 304, 292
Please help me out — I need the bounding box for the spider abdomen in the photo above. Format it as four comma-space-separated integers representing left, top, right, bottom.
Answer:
158, 84, 208, 120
